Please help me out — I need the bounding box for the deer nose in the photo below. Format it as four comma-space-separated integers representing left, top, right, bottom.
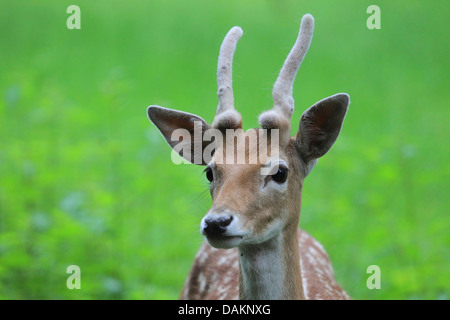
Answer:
203, 215, 233, 236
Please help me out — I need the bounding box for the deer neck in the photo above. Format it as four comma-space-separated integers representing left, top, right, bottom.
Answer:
238, 222, 304, 300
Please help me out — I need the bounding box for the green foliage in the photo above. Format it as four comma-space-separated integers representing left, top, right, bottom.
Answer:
0, 0, 448, 299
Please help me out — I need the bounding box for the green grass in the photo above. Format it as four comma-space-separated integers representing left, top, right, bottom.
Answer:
0, 0, 448, 299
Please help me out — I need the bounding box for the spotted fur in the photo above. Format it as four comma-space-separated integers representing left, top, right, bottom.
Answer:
180, 229, 350, 300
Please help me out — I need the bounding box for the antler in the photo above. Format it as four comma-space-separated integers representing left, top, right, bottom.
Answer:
259, 14, 314, 135
212, 26, 243, 130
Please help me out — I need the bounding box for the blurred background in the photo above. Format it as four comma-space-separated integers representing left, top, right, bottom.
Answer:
0, 0, 448, 299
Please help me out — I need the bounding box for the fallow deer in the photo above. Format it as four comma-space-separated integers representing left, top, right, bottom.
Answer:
147, 14, 351, 300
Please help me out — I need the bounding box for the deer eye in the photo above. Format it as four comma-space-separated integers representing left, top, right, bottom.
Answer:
271, 166, 289, 184
204, 167, 214, 182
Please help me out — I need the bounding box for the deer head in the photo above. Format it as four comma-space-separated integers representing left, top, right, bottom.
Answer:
147, 14, 349, 253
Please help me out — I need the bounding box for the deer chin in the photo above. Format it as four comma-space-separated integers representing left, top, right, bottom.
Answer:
205, 233, 245, 249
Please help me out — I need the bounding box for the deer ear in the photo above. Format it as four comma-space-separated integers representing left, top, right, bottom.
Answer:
295, 93, 349, 169
147, 105, 212, 165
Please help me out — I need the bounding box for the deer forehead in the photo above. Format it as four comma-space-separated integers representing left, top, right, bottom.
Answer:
211, 128, 286, 167
208, 131, 295, 213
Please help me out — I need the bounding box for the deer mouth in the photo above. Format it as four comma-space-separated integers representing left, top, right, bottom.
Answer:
205, 234, 244, 249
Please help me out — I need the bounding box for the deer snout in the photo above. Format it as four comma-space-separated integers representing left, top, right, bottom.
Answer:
201, 215, 233, 237
200, 212, 245, 249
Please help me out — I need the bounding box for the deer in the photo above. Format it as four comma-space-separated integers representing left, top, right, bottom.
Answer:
147, 14, 351, 300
